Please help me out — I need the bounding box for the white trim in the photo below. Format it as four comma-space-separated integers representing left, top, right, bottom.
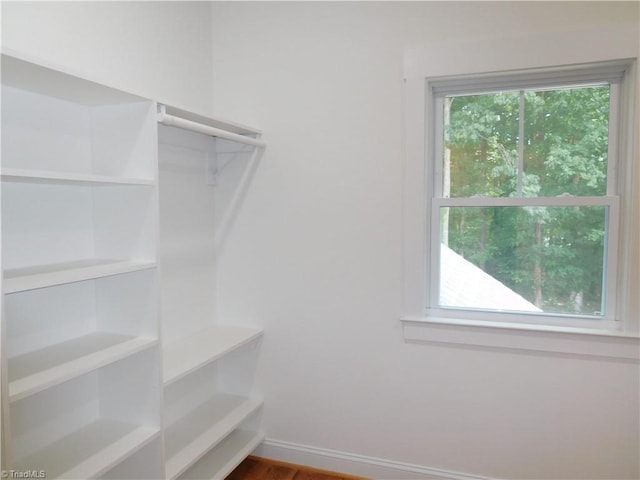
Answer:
404, 26, 639, 80
428, 60, 628, 97
613, 58, 638, 334
255, 438, 498, 480
401, 317, 640, 362
428, 71, 623, 324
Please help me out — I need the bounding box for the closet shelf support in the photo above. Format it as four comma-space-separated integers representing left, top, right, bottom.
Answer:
157, 105, 266, 148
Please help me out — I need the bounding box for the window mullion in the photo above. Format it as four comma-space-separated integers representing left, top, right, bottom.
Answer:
517, 90, 525, 196
433, 95, 445, 198
608, 80, 620, 195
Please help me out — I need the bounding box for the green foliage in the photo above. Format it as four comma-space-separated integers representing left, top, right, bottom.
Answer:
443, 85, 610, 315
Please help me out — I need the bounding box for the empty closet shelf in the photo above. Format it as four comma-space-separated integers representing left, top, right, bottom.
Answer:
157, 104, 265, 148
162, 325, 263, 386
179, 429, 266, 480
8, 333, 158, 402
0, 168, 154, 186
13, 420, 160, 479
164, 395, 263, 479
3, 259, 157, 293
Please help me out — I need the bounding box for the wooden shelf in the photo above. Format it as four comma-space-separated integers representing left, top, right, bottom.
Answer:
8, 333, 158, 402
179, 429, 265, 480
13, 420, 160, 479
164, 394, 263, 479
163, 326, 263, 386
3, 259, 157, 294
0, 168, 154, 186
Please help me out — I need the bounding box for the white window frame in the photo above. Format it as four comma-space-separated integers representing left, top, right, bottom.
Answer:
401, 27, 640, 360
427, 64, 624, 330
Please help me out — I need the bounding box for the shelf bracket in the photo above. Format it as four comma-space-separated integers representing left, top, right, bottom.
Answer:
206, 143, 217, 186
157, 104, 265, 187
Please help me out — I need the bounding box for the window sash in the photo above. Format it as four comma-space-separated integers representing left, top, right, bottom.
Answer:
427, 195, 620, 326
434, 196, 618, 208
431, 80, 621, 200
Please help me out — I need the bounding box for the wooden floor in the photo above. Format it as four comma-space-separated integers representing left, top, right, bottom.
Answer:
226, 456, 369, 480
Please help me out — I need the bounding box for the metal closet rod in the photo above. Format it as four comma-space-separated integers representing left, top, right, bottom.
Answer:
157, 106, 266, 148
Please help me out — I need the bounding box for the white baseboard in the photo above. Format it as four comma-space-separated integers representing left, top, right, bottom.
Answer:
253, 438, 497, 480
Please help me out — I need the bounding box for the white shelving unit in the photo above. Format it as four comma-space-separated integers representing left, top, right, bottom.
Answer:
1, 52, 265, 479
1, 53, 162, 479
159, 114, 265, 480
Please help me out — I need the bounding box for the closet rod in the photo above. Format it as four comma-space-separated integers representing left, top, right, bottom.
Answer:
157, 107, 266, 148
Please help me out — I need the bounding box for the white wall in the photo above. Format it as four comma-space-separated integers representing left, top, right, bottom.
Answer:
1, 1, 213, 114
210, 2, 640, 479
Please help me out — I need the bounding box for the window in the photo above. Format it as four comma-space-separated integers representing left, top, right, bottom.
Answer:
425, 63, 632, 330
401, 28, 639, 358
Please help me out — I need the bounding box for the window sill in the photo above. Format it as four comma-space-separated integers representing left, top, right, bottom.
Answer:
401, 316, 640, 361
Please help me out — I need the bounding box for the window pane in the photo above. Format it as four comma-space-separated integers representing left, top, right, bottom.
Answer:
444, 92, 519, 198
439, 205, 607, 317
524, 85, 610, 197
444, 85, 610, 198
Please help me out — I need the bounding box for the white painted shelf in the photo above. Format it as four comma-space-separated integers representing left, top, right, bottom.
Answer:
8, 333, 158, 402
179, 429, 265, 480
164, 394, 263, 479
1, 53, 149, 106
163, 326, 263, 386
162, 104, 262, 136
0, 168, 154, 186
13, 420, 160, 479
3, 259, 157, 294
